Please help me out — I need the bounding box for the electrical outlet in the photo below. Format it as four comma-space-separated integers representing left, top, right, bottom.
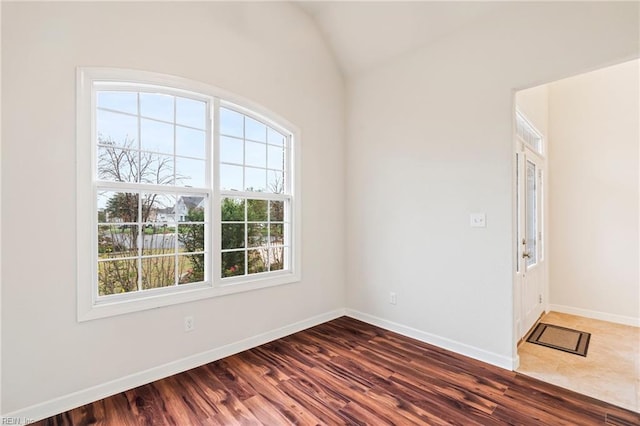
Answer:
390, 292, 397, 305
184, 316, 195, 332
470, 213, 486, 228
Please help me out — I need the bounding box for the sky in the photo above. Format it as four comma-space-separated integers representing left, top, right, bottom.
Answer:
96, 90, 288, 210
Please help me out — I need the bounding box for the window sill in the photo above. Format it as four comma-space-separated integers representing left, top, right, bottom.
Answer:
78, 271, 301, 322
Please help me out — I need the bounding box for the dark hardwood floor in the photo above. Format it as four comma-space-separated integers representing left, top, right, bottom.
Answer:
35, 317, 639, 425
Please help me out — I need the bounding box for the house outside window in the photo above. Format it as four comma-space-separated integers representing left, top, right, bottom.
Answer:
77, 68, 300, 321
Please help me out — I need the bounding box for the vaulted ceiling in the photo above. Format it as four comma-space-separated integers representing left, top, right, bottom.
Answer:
297, 1, 504, 77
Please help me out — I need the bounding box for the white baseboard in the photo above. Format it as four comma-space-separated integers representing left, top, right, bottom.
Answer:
512, 354, 520, 370
549, 304, 640, 327
345, 309, 517, 371
4, 307, 525, 422
2, 308, 346, 423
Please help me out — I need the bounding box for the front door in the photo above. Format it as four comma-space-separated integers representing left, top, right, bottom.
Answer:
517, 149, 545, 338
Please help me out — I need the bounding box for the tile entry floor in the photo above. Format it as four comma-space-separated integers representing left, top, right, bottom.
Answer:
517, 311, 640, 413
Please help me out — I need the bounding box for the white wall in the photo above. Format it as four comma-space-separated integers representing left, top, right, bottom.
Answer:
1, 2, 345, 417
346, 2, 639, 367
0, 0, 3, 417
547, 60, 640, 325
2, 0, 639, 420
516, 86, 549, 139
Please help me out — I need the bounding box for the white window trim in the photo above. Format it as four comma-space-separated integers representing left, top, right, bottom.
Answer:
77, 68, 301, 321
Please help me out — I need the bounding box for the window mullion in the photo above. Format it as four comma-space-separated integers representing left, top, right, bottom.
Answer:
212, 98, 221, 284
285, 134, 292, 195
244, 196, 248, 276
172, 97, 178, 287
219, 190, 289, 200
137, 190, 143, 292
96, 181, 209, 195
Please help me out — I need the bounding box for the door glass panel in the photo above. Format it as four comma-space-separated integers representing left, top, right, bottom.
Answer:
516, 154, 520, 273
526, 159, 537, 267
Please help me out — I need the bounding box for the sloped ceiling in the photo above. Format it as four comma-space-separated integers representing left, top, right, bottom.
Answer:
297, 1, 504, 77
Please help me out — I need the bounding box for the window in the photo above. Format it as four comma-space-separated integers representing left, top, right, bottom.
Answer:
95, 90, 210, 297
77, 68, 300, 321
218, 108, 291, 280
516, 111, 543, 155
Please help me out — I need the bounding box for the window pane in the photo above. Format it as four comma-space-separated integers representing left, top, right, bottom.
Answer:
98, 191, 139, 223
220, 164, 243, 191
220, 136, 243, 164
142, 227, 176, 256
221, 198, 245, 221
222, 224, 245, 249
516, 154, 520, 274
270, 223, 284, 246
176, 97, 206, 129
97, 91, 137, 115
246, 141, 266, 168
176, 126, 205, 159
178, 224, 205, 252
141, 118, 174, 154
269, 200, 284, 222
245, 117, 266, 142
97, 109, 138, 148
526, 160, 537, 267
245, 168, 266, 192
143, 193, 175, 224
222, 251, 245, 277
97, 147, 137, 182
176, 157, 205, 188
247, 199, 268, 221
178, 254, 204, 284
98, 259, 139, 296
220, 108, 243, 138
140, 153, 174, 185
248, 249, 268, 274
141, 256, 176, 289
175, 195, 206, 222
140, 93, 174, 122
267, 145, 284, 170
248, 223, 267, 247
267, 170, 284, 194
269, 246, 285, 271
267, 127, 285, 146
98, 225, 137, 258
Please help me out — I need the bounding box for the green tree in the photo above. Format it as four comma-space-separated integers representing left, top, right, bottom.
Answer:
220, 198, 284, 278
178, 207, 205, 282
105, 192, 138, 222
221, 198, 246, 277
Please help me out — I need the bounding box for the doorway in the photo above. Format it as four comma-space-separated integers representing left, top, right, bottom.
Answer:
515, 111, 546, 340
512, 59, 640, 412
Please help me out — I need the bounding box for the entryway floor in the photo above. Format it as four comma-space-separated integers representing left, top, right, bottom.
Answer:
517, 311, 639, 412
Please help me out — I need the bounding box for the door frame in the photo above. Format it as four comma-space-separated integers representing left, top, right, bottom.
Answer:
512, 108, 549, 366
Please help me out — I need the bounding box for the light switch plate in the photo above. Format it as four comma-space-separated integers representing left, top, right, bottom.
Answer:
470, 213, 486, 228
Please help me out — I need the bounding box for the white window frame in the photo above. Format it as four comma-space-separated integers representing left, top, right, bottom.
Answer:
77, 68, 301, 321
515, 109, 544, 156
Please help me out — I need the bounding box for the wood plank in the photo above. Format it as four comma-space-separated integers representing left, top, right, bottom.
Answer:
275, 378, 349, 425
32, 317, 640, 425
